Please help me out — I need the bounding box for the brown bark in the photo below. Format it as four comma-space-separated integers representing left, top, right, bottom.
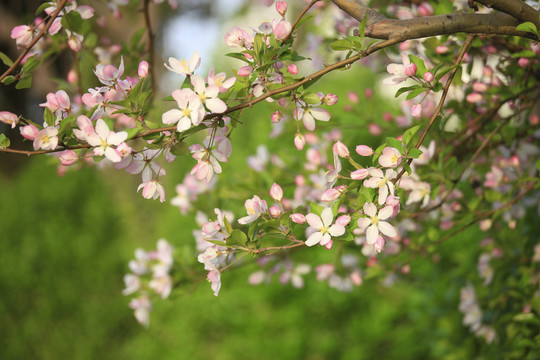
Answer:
331, 0, 538, 40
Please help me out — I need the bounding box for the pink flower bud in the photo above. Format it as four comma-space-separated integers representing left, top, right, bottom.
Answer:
435, 45, 449, 54
517, 58, 530, 68
332, 141, 349, 158
272, 19, 291, 40
350, 271, 362, 286
321, 188, 340, 202
20, 124, 40, 140
295, 174, 305, 186
401, 264, 410, 274
323, 93, 338, 105
276, 1, 288, 16
423, 72, 434, 82
373, 236, 385, 253
59, 150, 79, 166
325, 240, 333, 250
369, 123, 382, 135
336, 215, 351, 226
237, 65, 252, 77
67, 69, 78, 84
269, 205, 281, 218
294, 133, 305, 151
138, 61, 149, 77
364, 88, 373, 99
287, 64, 298, 75
411, 104, 422, 118
404, 63, 417, 77
472, 82, 488, 92
347, 91, 359, 103
417, 2, 433, 16
271, 110, 282, 123
277, 97, 288, 107
290, 213, 306, 224
355, 145, 373, 156
270, 183, 283, 201
383, 112, 393, 122
0, 111, 19, 128
530, 114, 539, 125
466, 93, 483, 103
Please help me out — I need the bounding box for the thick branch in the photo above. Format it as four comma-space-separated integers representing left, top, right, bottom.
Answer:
476, 0, 540, 28
331, 0, 537, 40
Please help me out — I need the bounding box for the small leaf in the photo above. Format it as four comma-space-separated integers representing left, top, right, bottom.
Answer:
226, 229, 248, 246
329, 39, 353, 51
22, 56, 40, 73
395, 85, 418, 98
360, 186, 374, 203
516, 21, 538, 35
402, 124, 422, 146
309, 202, 324, 217
0, 52, 14, 67
223, 216, 233, 235
408, 54, 427, 76
0, 133, 10, 149
15, 75, 32, 89
405, 87, 426, 100
61, 11, 84, 33
408, 148, 423, 159
35, 2, 52, 15
302, 92, 321, 105
1, 75, 16, 85
385, 137, 403, 150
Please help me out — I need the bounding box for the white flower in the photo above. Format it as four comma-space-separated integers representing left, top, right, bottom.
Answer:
357, 202, 397, 245
238, 195, 268, 224
363, 168, 397, 205
191, 74, 227, 113
85, 119, 127, 162
305, 208, 345, 247
164, 51, 201, 76
162, 88, 205, 132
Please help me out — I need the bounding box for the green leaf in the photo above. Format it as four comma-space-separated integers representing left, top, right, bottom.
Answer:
329, 39, 353, 51
302, 92, 321, 105
223, 216, 233, 235
408, 148, 423, 159
385, 137, 403, 150
434, 65, 456, 81
61, 11, 84, 33
22, 56, 40, 73
395, 85, 418, 98
43, 108, 55, 127
405, 87, 426, 100
0, 51, 13, 67
1, 75, 16, 85
360, 186, 374, 203
169, 141, 189, 155
130, 28, 146, 50
511, 50, 536, 58
253, 34, 264, 61
0, 133, 10, 149
58, 116, 77, 136
35, 2, 52, 15
309, 202, 324, 217
16, 75, 32, 89
402, 124, 422, 146
226, 229, 248, 247
358, 13, 368, 44
124, 126, 144, 140
408, 54, 427, 76
516, 21, 538, 34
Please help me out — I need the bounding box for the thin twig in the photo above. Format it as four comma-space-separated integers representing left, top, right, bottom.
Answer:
283, 0, 320, 42
0, 0, 69, 83
395, 34, 475, 183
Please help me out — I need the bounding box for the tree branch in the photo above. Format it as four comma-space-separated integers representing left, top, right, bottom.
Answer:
475, 0, 540, 28
331, 0, 537, 40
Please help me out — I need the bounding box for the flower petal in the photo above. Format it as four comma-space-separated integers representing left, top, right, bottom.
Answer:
305, 231, 323, 246
378, 221, 397, 238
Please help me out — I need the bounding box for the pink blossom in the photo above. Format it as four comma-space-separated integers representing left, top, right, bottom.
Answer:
294, 132, 305, 151
423, 72, 434, 82
323, 93, 338, 105
272, 19, 292, 40
357, 202, 397, 244
295, 106, 330, 131
305, 208, 345, 247
321, 188, 341, 202
384, 54, 417, 85
138, 61, 149, 77
129, 295, 152, 327
271, 110, 282, 123
466, 93, 483, 103
355, 145, 373, 156
373, 236, 385, 253
336, 215, 351, 226
0, 111, 19, 128
237, 65, 252, 77
58, 150, 78, 166
290, 213, 306, 223
347, 92, 359, 103
517, 58, 529, 68
269, 205, 281, 218
94, 57, 124, 86
207, 269, 221, 296
351, 168, 369, 180
162, 88, 205, 132
206, 68, 236, 93
270, 183, 283, 201
34, 126, 59, 150
333, 141, 349, 158
287, 64, 299, 75
378, 147, 402, 168
276, 1, 288, 16
385, 195, 401, 217
411, 104, 422, 118
137, 179, 166, 202
369, 123, 382, 135
224, 26, 253, 48
238, 195, 268, 224
67, 30, 83, 52
11, 25, 34, 49
20, 124, 40, 140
